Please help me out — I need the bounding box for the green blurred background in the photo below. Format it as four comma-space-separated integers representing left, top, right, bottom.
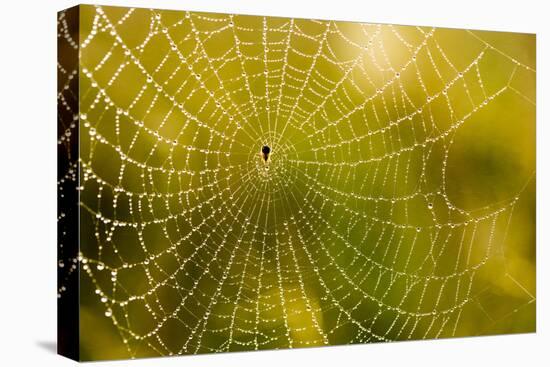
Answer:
71, 5, 535, 360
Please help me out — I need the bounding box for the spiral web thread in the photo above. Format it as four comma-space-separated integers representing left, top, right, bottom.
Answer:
57, 5, 535, 359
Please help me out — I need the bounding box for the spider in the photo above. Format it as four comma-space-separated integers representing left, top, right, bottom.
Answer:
261, 145, 271, 162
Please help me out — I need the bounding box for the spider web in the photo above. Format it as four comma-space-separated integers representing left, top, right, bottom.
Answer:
57, 5, 536, 359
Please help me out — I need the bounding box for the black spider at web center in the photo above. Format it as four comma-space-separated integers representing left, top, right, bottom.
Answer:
261, 145, 271, 162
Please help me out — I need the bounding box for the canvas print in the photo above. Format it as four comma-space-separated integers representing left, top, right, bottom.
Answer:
57, 4, 536, 361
